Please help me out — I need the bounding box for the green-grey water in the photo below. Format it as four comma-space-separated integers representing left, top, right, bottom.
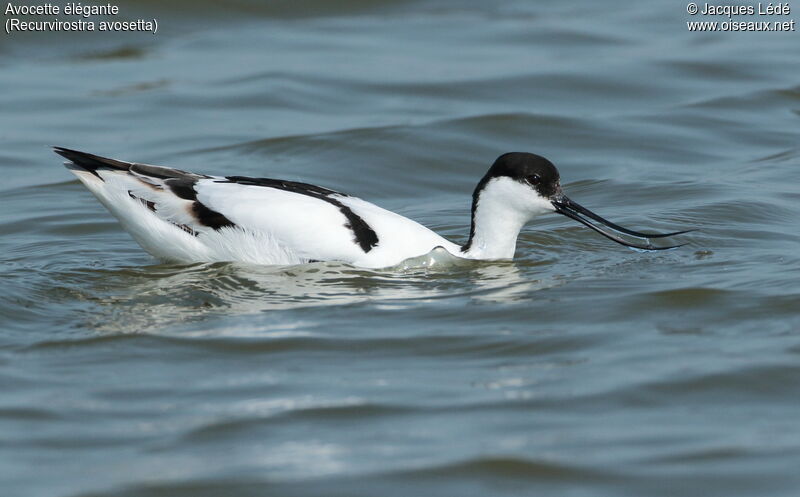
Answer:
2, 1, 800, 496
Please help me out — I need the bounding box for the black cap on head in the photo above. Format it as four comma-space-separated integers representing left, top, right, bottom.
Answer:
463, 152, 562, 252
485, 152, 561, 198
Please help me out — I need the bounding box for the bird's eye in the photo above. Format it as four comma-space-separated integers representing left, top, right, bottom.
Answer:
527, 174, 541, 186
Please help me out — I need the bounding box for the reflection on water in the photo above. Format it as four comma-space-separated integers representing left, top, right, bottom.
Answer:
70, 247, 560, 333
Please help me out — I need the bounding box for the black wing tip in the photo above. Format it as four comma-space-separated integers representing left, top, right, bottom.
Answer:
55, 146, 103, 179
53, 145, 79, 159
53, 146, 104, 161
53, 147, 131, 177
53, 145, 95, 156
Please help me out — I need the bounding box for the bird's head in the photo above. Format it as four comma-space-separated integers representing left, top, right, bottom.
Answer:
470, 152, 688, 251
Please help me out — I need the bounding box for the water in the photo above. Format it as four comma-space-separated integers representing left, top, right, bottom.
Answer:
2, 1, 800, 495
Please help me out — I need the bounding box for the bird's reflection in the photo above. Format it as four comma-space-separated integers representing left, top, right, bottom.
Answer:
76, 248, 558, 333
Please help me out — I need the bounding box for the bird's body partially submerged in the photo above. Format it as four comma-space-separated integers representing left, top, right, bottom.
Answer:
55, 147, 687, 268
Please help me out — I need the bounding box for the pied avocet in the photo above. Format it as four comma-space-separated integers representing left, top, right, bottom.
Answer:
55, 147, 687, 268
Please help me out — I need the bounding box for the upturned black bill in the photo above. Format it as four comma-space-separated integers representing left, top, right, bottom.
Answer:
551, 195, 689, 251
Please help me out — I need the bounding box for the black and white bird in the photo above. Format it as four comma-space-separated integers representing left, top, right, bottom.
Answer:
55, 147, 687, 268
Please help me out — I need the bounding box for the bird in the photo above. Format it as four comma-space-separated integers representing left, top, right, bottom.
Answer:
54, 147, 688, 268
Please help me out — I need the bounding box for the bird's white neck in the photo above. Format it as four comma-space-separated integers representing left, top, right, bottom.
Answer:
461, 177, 533, 260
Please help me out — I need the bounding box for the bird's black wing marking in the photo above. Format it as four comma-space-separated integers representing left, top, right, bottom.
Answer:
128, 191, 198, 236
216, 176, 379, 253
223, 176, 349, 197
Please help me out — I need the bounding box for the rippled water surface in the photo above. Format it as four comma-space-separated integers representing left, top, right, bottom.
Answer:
2, 1, 800, 496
